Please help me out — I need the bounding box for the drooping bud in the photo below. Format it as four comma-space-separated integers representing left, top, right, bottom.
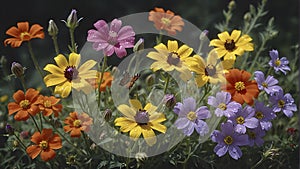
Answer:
228, 1, 236, 11
199, 30, 209, 41
133, 38, 144, 52
5, 124, 14, 135
48, 19, 59, 36
64, 9, 83, 29
104, 109, 112, 122
11, 62, 25, 77
163, 94, 176, 108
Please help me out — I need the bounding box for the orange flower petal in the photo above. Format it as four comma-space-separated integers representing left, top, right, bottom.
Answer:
13, 90, 25, 103
40, 149, 56, 161
26, 145, 41, 159
70, 128, 81, 137
48, 134, 62, 149
17, 22, 29, 33
14, 110, 29, 121
7, 102, 22, 115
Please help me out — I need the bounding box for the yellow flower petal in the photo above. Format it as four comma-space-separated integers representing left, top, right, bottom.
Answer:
154, 43, 168, 52
129, 125, 142, 140
141, 125, 156, 146
207, 51, 218, 65
150, 113, 166, 123
43, 74, 66, 87
177, 45, 193, 59
231, 30, 241, 42
221, 59, 235, 70
209, 39, 224, 47
195, 75, 209, 87
214, 48, 228, 58
69, 53, 80, 67
144, 103, 157, 114
78, 60, 97, 73
114, 117, 137, 132
117, 104, 135, 119
217, 31, 230, 42
54, 81, 72, 98
79, 70, 97, 79
224, 53, 237, 60
147, 51, 166, 61
44, 64, 64, 75
54, 54, 68, 69
129, 99, 143, 111
149, 122, 167, 133
167, 40, 178, 53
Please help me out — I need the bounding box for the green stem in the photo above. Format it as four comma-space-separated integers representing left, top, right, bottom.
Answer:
97, 56, 107, 108
250, 156, 265, 169
51, 36, 60, 55
13, 133, 26, 150
39, 113, 43, 130
69, 28, 77, 53
19, 76, 27, 91
248, 37, 267, 72
163, 74, 170, 94
244, 0, 267, 35
27, 42, 44, 81
29, 113, 41, 133
82, 132, 91, 156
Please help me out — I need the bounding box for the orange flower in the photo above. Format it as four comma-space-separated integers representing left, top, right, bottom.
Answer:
26, 128, 62, 161
7, 88, 40, 121
86, 72, 113, 91
37, 95, 63, 117
64, 112, 93, 137
222, 69, 259, 105
4, 22, 44, 48
149, 7, 184, 35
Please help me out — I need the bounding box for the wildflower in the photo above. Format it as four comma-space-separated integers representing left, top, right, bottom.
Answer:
114, 99, 167, 146
26, 128, 62, 161
63, 9, 83, 29
163, 94, 176, 108
254, 101, 276, 130
254, 71, 282, 95
7, 88, 40, 121
37, 95, 62, 117
174, 97, 211, 136
247, 126, 266, 147
207, 91, 241, 117
185, 51, 234, 87
43, 53, 97, 98
209, 30, 254, 60
86, 72, 113, 91
11, 62, 25, 77
87, 19, 135, 58
269, 90, 297, 117
147, 40, 193, 81
268, 49, 290, 75
211, 122, 249, 160
222, 69, 259, 105
4, 22, 44, 48
148, 7, 184, 35
64, 112, 93, 137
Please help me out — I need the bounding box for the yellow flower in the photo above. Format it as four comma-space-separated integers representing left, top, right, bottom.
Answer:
114, 99, 167, 146
186, 51, 234, 87
209, 30, 254, 60
147, 40, 193, 81
43, 53, 97, 98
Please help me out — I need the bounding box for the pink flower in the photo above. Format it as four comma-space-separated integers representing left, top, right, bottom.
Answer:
87, 19, 135, 58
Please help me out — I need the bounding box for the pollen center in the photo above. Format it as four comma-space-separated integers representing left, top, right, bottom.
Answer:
134, 110, 149, 125
255, 111, 264, 119
43, 100, 52, 108
20, 32, 31, 41
224, 136, 233, 145
235, 81, 246, 91
236, 116, 245, 124
187, 111, 197, 121
278, 100, 285, 108
167, 52, 180, 66
64, 66, 79, 81
19, 99, 30, 109
39, 140, 48, 150
262, 82, 268, 88
224, 39, 236, 52
218, 103, 227, 110
205, 64, 217, 76
161, 17, 171, 26
73, 119, 81, 128
275, 59, 281, 66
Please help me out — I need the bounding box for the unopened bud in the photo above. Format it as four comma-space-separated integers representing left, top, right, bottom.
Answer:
0, 56, 7, 65
64, 9, 82, 29
48, 19, 59, 36
164, 94, 176, 108
199, 30, 209, 41
104, 109, 112, 121
20, 131, 30, 139
11, 62, 25, 77
228, 1, 236, 10
135, 152, 147, 163
133, 38, 144, 52
0, 95, 8, 102
243, 12, 252, 22
145, 74, 155, 86
5, 124, 14, 135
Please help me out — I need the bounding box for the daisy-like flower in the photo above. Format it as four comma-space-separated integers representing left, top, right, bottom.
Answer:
174, 97, 211, 136
254, 71, 282, 95
268, 49, 291, 75
211, 122, 249, 160
4, 22, 44, 48
269, 90, 297, 117
254, 101, 276, 131
207, 91, 241, 117
247, 126, 266, 147
64, 112, 93, 137
114, 99, 167, 146
26, 128, 62, 161
43, 53, 97, 98
185, 50, 234, 87
87, 19, 135, 58
209, 30, 254, 60
148, 7, 184, 35
37, 95, 62, 117
222, 69, 259, 105
7, 88, 40, 121
147, 40, 193, 81
86, 72, 113, 91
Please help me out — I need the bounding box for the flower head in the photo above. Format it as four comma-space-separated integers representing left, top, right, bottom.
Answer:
43, 53, 97, 98
86, 71, 113, 91
268, 49, 290, 75
254, 71, 282, 95
211, 122, 249, 160
247, 126, 265, 147
64, 112, 93, 137
147, 40, 193, 81
148, 7, 184, 35
174, 97, 211, 136
209, 30, 254, 60
222, 69, 259, 105
254, 101, 276, 130
7, 88, 40, 121
87, 19, 135, 58
4, 22, 44, 48
26, 128, 62, 161
208, 91, 241, 117
114, 99, 167, 146
269, 90, 297, 117
37, 95, 62, 117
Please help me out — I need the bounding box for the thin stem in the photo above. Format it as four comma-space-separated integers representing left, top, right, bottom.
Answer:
29, 113, 41, 133
244, 0, 267, 35
27, 42, 44, 81
248, 38, 267, 72
39, 113, 43, 130
13, 133, 27, 150
98, 56, 107, 108
19, 76, 27, 91
69, 28, 77, 53
250, 156, 265, 169
51, 36, 60, 55
163, 74, 170, 94
82, 132, 91, 156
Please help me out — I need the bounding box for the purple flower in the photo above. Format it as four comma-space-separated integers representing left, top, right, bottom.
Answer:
269, 90, 297, 117
228, 106, 259, 134
87, 19, 135, 58
254, 71, 282, 95
268, 49, 290, 75
254, 101, 276, 130
208, 91, 242, 117
174, 97, 211, 136
211, 122, 249, 160
247, 126, 266, 147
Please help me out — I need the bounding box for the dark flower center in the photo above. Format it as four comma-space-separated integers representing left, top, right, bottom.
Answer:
64, 66, 79, 81
248, 131, 256, 139
255, 111, 264, 119
134, 109, 150, 125
205, 64, 217, 76
224, 136, 233, 145
278, 100, 285, 108
224, 39, 236, 52
236, 116, 245, 124
39, 140, 48, 150
167, 52, 180, 66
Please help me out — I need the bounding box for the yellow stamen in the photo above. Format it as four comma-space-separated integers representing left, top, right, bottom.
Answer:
236, 116, 245, 124
187, 111, 197, 121
262, 82, 268, 88
255, 111, 264, 119
43, 100, 52, 108
20, 32, 31, 41
218, 103, 227, 110
39, 140, 48, 150
161, 17, 171, 26
224, 136, 233, 145
73, 119, 81, 128
275, 59, 281, 66
278, 100, 285, 108
19, 99, 30, 109
235, 81, 246, 91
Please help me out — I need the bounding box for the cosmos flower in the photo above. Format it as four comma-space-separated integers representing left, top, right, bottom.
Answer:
209, 30, 254, 60
64, 112, 93, 137
37, 95, 62, 117
268, 49, 290, 75
174, 97, 211, 136
254, 71, 282, 95
86, 71, 113, 91
247, 125, 266, 147
87, 19, 135, 58
253, 101, 276, 130
269, 90, 297, 117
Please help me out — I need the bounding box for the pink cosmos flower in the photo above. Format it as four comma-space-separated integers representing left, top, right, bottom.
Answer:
87, 19, 135, 58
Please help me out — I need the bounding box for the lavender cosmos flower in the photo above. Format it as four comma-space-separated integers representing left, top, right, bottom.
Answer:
211, 122, 249, 160
268, 49, 290, 75
254, 71, 282, 95
174, 97, 211, 136
254, 101, 276, 130
228, 106, 259, 134
208, 91, 242, 117
247, 125, 266, 147
87, 19, 135, 58
269, 90, 297, 117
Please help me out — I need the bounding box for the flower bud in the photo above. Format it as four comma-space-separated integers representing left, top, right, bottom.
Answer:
145, 74, 155, 86
199, 30, 209, 41
243, 12, 252, 22
5, 124, 14, 135
228, 1, 236, 10
48, 19, 59, 37
133, 38, 144, 52
104, 109, 112, 121
11, 62, 25, 77
0, 95, 8, 103
164, 94, 176, 108
135, 152, 147, 164
64, 9, 82, 29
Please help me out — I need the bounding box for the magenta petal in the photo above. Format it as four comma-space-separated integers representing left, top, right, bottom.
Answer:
119, 37, 135, 48
114, 46, 127, 58
87, 30, 104, 42
118, 26, 135, 41
92, 42, 109, 51
103, 45, 115, 56
110, 19, 122, 33
94, 20, 108, 31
